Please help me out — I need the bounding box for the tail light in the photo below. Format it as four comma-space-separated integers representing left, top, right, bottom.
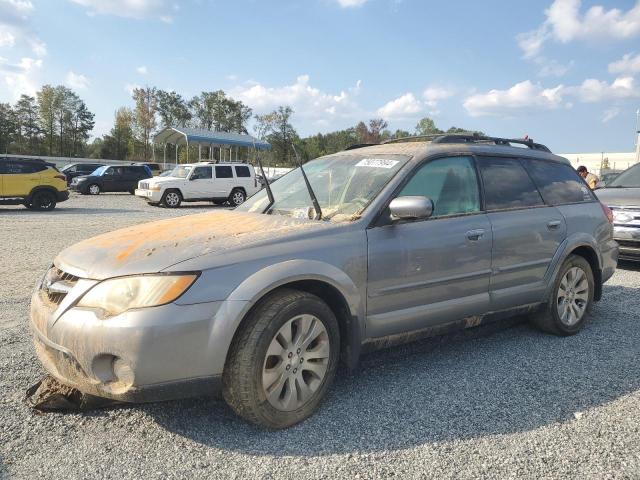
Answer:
55, 174, 66, 181
600, 202, 613, 224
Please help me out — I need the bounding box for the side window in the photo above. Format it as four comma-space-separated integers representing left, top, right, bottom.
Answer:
523, 159, 594, 204
399, 156, 480, 217
235, 165, 250, 178
6, 161, 41, 174
478, 157, 544, 210
103, 167, 115, 176
191, 166, 212, 180
215, 165, 233, 179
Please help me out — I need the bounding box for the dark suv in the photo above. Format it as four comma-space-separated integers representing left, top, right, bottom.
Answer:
70, 165, 152, 195
60, 163, 105, 185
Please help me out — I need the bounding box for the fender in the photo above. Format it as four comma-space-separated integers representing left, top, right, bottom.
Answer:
542, 232, 602, 300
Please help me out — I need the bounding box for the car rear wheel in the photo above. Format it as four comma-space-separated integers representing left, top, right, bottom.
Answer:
530, 254, 594, 336
161, 190, 182, 208
223, 288, 340, 429
29, 191, 57, 211
229, 188, 246, 206
88, 184, 100, 195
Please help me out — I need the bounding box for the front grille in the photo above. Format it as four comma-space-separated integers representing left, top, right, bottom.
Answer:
139, 181, 149, 189
41, 267, 79, 306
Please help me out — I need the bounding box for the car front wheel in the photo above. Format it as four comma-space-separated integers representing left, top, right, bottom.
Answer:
161, 190, 182, 208
223, 289, 340, 429
88, 184, 101, 195
530, 254, 594, 336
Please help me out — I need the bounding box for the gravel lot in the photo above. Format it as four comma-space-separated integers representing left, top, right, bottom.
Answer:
1, 194, 640, 479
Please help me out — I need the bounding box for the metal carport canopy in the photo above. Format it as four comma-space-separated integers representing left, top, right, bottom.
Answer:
153, 127, 271, 150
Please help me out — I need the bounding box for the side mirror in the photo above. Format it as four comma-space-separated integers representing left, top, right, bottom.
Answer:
389, 196, 434, 221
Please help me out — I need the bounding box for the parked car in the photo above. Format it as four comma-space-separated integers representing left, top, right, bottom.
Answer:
60, 163, 105, 185
0, 157, 68, 210
595, 162, 640, 261
134, 162, 163, 176
31, 135, 618, 429
599, 171, 621, 187
135, 162, 260, 208
70, 165, 152, 195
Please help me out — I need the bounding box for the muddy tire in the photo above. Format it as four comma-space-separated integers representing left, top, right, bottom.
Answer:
161, 189, 182, 208
530, 255, 594, 336
223, 288, 340, 429
29, 191, 57, 211
229, 188, 246, 206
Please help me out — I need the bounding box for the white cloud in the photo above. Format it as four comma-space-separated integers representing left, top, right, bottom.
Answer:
0, 0, 34, 24
335, 0, 368, 7
0, 30, 15, 47
464, 80, 565, 117
609, 53, 640, 74
602, 107, 620, 123
377, 93, 422, 119
518, 0, 640, 58
0, 55, 42, 100
536, 57, 573, 77
423, 86, 454, 106
69, 0, 175, 21
231, 75, 359, 121
65, 70, 89, 90
136, 65, 148, 75
571, 76, 640, 102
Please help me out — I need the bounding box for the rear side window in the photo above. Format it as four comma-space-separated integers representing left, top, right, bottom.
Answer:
523, 159, 594, 204
5, 161, 46, 174
235, 165, 251, 178
215, 165, 233, 178
399, 156, 480, 217
478, 157, 544, 210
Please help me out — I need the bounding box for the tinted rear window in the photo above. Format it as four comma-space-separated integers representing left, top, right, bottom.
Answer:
5, 161, 46, 174
215, 166, 233, 178
523, 159, 593, 204
478, 157, 544, 210
235, 165, 251, 178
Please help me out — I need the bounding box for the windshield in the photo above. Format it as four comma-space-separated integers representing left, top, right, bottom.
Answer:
237, 154, 409, 222
92, 166, 108, 176
166, 165, 192, 178
608, 164, 640, 188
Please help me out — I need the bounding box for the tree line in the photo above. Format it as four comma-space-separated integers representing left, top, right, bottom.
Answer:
0, 85, 95, 157
1, 84, 481, 166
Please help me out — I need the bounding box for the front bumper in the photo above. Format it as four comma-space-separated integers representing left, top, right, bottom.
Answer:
135, 188, 162, 202
613, 226, 640, 261
69, 183, 86, 193
30, 284, 229, 402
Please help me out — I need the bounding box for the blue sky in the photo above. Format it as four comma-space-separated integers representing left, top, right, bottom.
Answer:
1, 0, 640, 153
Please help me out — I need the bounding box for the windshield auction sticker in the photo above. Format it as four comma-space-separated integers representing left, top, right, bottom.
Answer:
355, 158, 400, 169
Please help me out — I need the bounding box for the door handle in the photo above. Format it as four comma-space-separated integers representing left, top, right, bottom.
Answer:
547, 220, 561, 230
466, 229, 485, 241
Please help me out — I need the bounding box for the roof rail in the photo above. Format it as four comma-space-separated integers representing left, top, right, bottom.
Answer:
382, 132, 551, 152
344, 143, 379, 151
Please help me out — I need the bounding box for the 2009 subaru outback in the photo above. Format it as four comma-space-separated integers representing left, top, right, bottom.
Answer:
30, 134, 618, 429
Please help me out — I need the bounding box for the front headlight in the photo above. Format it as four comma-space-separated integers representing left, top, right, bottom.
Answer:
149, 185, 161, 191
77, 274, 198, 317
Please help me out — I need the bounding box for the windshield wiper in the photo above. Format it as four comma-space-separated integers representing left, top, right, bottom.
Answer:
253, 140, 274, 213
291, 143, 322, 220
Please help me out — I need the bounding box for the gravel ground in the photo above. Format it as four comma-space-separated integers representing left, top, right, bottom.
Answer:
1, 194, 640, 479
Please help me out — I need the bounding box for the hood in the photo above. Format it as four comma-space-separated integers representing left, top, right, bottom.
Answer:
55, 211, 329, 279
595, 187, 640, 207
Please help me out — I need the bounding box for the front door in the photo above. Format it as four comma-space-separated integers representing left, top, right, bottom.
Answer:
100, 167, 122, 192
366, 155, 493, 338
188, 166, 214, 198
477, 156, 567, 310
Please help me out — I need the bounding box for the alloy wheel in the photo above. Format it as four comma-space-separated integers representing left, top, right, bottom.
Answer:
262, 314, 330, 412
165, 192, 180, 207
556, 266, 589, 326
89, 184, 100, 195
232, 191, 245, 205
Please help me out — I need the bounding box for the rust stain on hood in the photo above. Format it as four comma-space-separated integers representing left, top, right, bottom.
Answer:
56, 210, 325, 279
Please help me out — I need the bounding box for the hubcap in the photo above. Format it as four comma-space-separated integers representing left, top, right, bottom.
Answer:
166, 193, 179, 206
233, 192, 244, 205
557, 266, 589, 326
89, 185, 99, 194
262, 314, 330, 412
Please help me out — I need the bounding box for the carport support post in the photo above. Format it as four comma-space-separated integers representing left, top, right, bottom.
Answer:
163, 144, 167, 168
175, 144, 178, 164
186, 140, 189, 163
198, 144, 202, 162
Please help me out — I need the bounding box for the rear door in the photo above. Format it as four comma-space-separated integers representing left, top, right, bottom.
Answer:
234, 165, 257, 196
214, 165, 234, 198
478, 156, 567, 310
2, 160, 43, 196
366, 155, 493, 338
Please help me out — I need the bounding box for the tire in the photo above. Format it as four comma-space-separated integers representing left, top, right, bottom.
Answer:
223, 288, 340, 429
88, 184, 101, 195
530, 254, 594, 336
129, 189, 136, 195
29, 191, 57, 211
161, 190, 182, 208
229, 188, 246, 206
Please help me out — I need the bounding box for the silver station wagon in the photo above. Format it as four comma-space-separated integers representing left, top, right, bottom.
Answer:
31, 134, 618, 429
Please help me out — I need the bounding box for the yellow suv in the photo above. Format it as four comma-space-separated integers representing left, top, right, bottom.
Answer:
0, 157, 69, 210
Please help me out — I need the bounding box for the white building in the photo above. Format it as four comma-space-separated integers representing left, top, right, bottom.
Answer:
558, 151, 637, 175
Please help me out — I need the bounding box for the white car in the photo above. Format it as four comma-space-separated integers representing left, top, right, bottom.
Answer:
135, 162, 260, 208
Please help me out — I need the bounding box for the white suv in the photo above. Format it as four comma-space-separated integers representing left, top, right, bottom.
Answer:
135, 162, 260, 208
